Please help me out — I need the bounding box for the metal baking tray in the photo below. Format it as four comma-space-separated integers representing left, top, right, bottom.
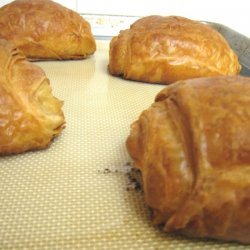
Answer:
205, 21, 250, 76
0, 22, 249, 249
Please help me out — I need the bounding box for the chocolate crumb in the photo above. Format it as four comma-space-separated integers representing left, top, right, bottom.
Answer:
97, 162, 143, 192
98, 168, 113, 174
125, 164, 142, 192
103, 168, 111, 174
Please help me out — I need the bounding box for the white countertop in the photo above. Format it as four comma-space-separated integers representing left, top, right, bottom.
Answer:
1, 0, 249, 37
80, 0, 250, 38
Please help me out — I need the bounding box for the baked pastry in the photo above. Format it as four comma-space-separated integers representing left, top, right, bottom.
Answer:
0, 0, 96, 60
109, 16, 241, 84
0, 39, 65, 155
126, 75, 250, 243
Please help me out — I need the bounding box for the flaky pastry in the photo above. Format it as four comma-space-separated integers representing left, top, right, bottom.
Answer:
0, 0, 96, 60
0, 39, 65, 155
126, 76, 250, 243
109, 16, 241, 84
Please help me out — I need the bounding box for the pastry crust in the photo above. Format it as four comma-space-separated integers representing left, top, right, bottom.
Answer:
109, 16, 241, 84
126, 75, 250, 243
0, 39, 65, 155
0, 0, 96, 60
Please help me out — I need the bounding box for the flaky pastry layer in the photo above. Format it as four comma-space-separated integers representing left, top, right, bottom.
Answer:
127, 76, 250, 243
0, 39, 65, 155
0, 0, 96, 60
109, 16, 241, 84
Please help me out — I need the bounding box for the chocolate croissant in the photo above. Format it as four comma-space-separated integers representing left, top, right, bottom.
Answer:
0, 39, 65, 155
126, 75, 250, 243
109, 16, 241, 84
0, 0, 96, 60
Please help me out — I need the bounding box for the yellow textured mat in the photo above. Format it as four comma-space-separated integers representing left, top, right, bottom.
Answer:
0, 41, 247, 249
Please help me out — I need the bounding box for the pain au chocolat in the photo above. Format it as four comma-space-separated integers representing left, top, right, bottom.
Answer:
109, 16, 241, 84
0, 39, 65, 155
126, 76, 250, 243
0, 0, 96, 60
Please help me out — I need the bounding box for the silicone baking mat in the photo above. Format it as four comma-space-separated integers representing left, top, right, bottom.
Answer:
0, 41, 249, 249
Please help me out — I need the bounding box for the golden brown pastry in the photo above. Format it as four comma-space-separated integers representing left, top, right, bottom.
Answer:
0, 39, 65, 155
0, 0, 96, 60
126, 75, 250, 243
109, 16, 241, 84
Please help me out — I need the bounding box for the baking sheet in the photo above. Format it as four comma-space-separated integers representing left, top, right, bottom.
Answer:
1, 28, 250, 249
205, 21, 250, 76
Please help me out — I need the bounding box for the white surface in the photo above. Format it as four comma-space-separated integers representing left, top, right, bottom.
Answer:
77, 0, 249, 36
0, 0, 249, 37
0, 0, 77, 11
79, 0, 250, 37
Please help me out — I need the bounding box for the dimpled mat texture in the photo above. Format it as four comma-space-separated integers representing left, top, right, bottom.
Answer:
0, 41, 248, 249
